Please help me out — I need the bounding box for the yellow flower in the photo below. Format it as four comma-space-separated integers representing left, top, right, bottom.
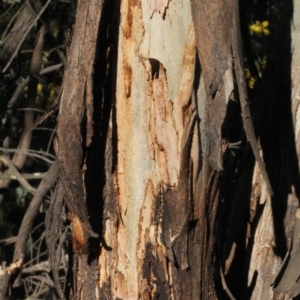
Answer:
245, 69, 256, 89
50, 88, 55, 98
37, 83, 43, 93
249, 76, 256, 89
245, 70, 251, 79
261, 56, 268, 68
249, 20, 270, 38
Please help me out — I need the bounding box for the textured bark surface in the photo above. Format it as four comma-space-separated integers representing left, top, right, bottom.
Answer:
190, 0, 232, 171
98, 1, 202, 298
50, 0, 300, 299
56, 0, 103, 247
53, 0, 104, 298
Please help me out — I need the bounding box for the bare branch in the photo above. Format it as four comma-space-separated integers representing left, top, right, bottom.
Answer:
0, 155, 36, 194
0, 237, 18, 246
0, 3, 25, 42
0, 148, 56, 164
22, 261, 50, 274
0, 172, 47, 180
219, 262, 236, 300
0, 0, 52, 73
13, 161, 59, 286
0, 1, 17, 19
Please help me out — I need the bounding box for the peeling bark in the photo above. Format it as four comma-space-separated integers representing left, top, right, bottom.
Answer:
56, 0, 103, 249
49, 0, 300, 299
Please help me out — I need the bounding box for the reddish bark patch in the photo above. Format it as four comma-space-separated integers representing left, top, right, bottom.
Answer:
123, 63, 132, 98
71, 214, 87, 255
123, 9, 133, 39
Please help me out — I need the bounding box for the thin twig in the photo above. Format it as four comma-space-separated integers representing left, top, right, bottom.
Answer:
0, 155, 36, 194
22, 261, 50, 274
219, 260, 236, 300
12, 161, 59, 287
0, 236, 18, 246
18, 108, 46, 114
2, 0, 52, 73
0, 148, 55, 164
1, 3, 25, 41
32, 127, 56, 132
0, 172, 47, 180
47, 125, 57, 154
0, 1, 16, 18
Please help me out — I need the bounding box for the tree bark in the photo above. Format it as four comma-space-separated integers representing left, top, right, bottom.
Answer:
51, 0, 300, 299
219, 0, 300, 299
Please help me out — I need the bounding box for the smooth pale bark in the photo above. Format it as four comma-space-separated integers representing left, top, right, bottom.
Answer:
98, 1, 207, 298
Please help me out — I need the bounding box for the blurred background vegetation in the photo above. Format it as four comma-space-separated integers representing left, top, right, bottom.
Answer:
0, 0, 76, 298
0, 0, 283, 299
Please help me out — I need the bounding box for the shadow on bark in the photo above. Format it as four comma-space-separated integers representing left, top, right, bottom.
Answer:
217, 0, 298, 299
82, 0, 120, 290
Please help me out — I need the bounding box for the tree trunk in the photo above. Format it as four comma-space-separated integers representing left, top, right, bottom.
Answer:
50, 0, 300, 299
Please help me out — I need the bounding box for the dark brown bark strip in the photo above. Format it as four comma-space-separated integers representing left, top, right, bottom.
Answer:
46, 180, 67, 300
190, 0, 272, 194
55, 0, 104, 253
202, 169, 220, 300
190, 0, 232, 171
171, 109, 197, 270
